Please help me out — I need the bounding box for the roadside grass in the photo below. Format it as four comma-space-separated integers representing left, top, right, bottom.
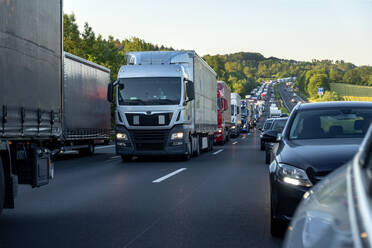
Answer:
330, 83, 372, 101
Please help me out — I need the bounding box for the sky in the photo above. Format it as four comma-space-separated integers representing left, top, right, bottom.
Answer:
64, 0, 372, 66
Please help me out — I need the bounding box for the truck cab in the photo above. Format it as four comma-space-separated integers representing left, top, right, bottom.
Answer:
215, 82, 231, 144
230, 93, 242, 137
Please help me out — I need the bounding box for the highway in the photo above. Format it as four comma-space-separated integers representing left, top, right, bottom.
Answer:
0, 126, 281, 247
277, 83, 305, 111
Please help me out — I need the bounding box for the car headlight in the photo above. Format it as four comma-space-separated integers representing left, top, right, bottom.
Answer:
232, 126, 236, 129
277, 163, 312, 187
171, 132, 184, 140
116, 133, 128, 140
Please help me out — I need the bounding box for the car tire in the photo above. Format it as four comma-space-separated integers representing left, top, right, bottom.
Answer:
270, 190, 286, 237
121, 155, 132, 162
260, 141, 265, 151
265, 145, 271, 164
0, 155, 4, 216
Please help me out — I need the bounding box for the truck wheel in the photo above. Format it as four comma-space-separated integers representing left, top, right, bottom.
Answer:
121, 155, 132, 162
183, 142, 191, 161
196, 136, 201, 156
79, 144, 95, 156
0, 155, 4, 216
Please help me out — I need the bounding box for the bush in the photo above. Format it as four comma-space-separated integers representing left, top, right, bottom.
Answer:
316, 91, 342, 102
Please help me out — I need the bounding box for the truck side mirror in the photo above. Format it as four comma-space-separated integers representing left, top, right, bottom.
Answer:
186, 80, 195, 101
223, 99, 228, 111
107, 82, 114, 102
107, 80, 118, 102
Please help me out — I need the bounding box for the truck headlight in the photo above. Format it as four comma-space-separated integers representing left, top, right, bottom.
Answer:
217, 128, 223, 134
231, 126, 236, 129
277, 163, 312, 187
171, 132, 184, 140
116, 133, 128, 140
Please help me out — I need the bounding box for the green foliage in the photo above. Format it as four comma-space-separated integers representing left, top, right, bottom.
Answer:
307, 74, 330, 98
315, 91, 342, 102
343, 69, 362, 85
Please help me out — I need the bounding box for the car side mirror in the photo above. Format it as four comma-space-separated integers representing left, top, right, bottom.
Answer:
186, 80, 195, 102
262, 130, 279, 143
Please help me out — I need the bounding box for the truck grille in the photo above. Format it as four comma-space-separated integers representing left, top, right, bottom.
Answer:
129, 130, 169, 151
126, 113, 173, 126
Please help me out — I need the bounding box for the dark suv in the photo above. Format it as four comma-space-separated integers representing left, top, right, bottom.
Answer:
267, 101, 372, 236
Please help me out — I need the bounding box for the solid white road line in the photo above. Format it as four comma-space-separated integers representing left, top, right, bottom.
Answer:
96, 145, 115, 150
152, 168, 187, 183
109, 155, 121, 160
233, 141, 238, 145
213, 149, 223, 155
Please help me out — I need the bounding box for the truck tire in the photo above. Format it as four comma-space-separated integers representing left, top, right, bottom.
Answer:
183, 142, 191, 161
0, 155, 4, 216
193, 136, 200, 157
79, 144, 95, 156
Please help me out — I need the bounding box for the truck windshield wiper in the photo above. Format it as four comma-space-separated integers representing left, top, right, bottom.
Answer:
122, 99, 147, 105
148, 99, 177, 105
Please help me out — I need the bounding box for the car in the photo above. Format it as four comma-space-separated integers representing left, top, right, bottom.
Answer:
259, 118, 275, 150
284, 125, 372, 248
268, 101, 372, 236
290, 98, 297, 104
263, 117, 288, 164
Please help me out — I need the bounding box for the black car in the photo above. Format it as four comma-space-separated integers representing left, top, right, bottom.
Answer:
263, 117, 288, 164
284, 125, 372, 247
267, 101, 372, 236
260, 118, 275, 150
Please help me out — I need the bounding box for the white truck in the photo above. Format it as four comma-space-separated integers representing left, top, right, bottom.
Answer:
107, 51, 217, 161
269, 106, 282, 118
230, 93, 242, 137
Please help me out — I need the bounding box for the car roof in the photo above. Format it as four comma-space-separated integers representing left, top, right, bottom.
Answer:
272, 117, 288, 122
297, 101, 372, 110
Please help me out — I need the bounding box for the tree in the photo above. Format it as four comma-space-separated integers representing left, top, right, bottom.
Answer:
343, 69, 362, 85
307, 73, 330, 98
317, 91, 342, 101
329, 68, 343, 83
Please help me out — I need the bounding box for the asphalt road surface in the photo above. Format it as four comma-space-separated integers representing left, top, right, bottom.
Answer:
277, 83, 305, 111
0, 128, 281, 248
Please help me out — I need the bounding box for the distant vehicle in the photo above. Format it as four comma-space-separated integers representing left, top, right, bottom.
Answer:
259, 118, 275, 150
270, 107, 282, 118
284, 125, 372, 248
216, 81, 232, 144
108, 51, 217, 161
290, 98, 297, 104
231, 93, 242, 137
263, 118, 288, 164
268, 102, 372, 236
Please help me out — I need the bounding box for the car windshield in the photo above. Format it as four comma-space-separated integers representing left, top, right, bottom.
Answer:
118, 77, 181, 105
289, 108, 372, 140
271, 119, 287, 132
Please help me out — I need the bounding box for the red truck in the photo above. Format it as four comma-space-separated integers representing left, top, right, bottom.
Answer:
215, 81, 232, 144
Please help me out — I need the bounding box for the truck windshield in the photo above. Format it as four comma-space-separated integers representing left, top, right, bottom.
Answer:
118, 77, 181, 105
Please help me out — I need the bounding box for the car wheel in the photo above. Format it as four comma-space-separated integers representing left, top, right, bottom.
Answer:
260, 141, 265, 151
0, 155, 4, 216
265, 146, 271, 164
270, 190, 286, 237
121, 155, 132, 162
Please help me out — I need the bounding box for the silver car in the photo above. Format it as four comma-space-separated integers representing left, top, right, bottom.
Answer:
284, 125, 372, 248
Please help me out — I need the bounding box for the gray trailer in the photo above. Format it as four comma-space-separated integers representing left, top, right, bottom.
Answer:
0, 0, 62, 215
60, 52, 111, 155
108, 51, 217, 161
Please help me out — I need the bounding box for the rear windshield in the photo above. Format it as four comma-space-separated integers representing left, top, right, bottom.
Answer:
264, 121, 273, 130
289, 108, 372, 140
271, 119, 287, 132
